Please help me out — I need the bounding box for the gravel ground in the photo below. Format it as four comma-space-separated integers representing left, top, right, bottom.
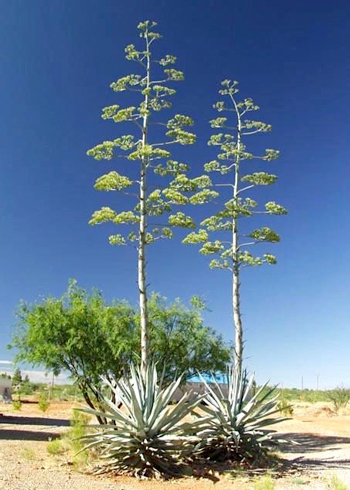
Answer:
1, 401, 350, 489
0, 414, 122, 490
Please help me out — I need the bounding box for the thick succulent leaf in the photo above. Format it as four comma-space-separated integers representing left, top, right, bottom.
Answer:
196, 368, 286, 462
79, 363, 202, 477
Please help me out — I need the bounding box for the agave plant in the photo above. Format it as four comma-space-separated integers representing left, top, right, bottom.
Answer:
195, 367, 287, 463
78, 363, 205, 478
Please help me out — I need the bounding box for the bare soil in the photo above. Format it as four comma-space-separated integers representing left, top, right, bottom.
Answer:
1, 400, 350, 489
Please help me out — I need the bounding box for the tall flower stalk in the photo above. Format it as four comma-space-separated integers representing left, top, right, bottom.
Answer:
88, 21, 214, 378
184, 80, 287, 379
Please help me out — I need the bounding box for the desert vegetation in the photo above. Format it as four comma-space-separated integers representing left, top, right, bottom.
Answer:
7, 20, 287, 480
3, 12, 348, 490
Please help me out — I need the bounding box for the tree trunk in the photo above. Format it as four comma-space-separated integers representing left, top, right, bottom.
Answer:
232, 107, 243, 380
139, 165, 149, 379
232, 263, 243, 380
139, 34, 151, 380
81, 388, 106, 425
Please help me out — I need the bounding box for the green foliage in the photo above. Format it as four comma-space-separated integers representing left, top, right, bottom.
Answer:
12, 400, 22, 411
195, 368, 286, 463
94, 171, 133, 192
200, 240, 224, 255
265, 201, 288, 215
292, 477, 307, 485
153, 160, 189, 176
21, 447, 37, 461
327, 474, 347, 490
328, 386, 350, 412
19, 374, 34, 395
241, 172, 277, 185
38, 392, 50, 412
46, 411, 92, 466
79, 364, 204, 478
67, 410, 91, 453
46, 418, 89, 472
168, 212, 196, 228
249, 227, 280, 243
47, 439, 66, 456
9, 280, 137, 422
277, 398, 294, 416
145, 294, 231, 383
9, 281, 231, 417
274, 387, 339, 404
12, 367, 22, 386
184, 79, 287, 272
253, 474, 276, 490
184, 79, 287, 381
183, 229, 209, 244
87, 20, 202, 250
17, 382, 79, 401
88, 206, 117, 225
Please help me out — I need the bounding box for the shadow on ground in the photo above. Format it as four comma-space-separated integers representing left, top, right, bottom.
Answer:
0, 429, 60, 441
0, 415, 69, 441
280, 432, 350, 471
0, 415, 70, 427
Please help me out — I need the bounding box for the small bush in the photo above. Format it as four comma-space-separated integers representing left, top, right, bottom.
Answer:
64, 410, 91, 453
292, 477, 307, 485
276, 388, 330, 403
71, 409, 91, 429
54, 409, 93, 468
47, 438, 66, 456
46, 410, 93, 468
12, 400, 22, 411
38, 392, 50, 412
21, 447, 36, 461
254, 474, 276, 490
328, 386, 350, 412
327, 474, 347, 490
21, 383, 34, 395
277, 399, 294, 416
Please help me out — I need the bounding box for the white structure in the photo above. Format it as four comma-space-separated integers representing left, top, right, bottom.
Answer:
173, 381, 229, 402
0, 378, 12, 403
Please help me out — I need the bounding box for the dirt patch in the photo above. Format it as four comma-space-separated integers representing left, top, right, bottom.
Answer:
304, 406, 337, 418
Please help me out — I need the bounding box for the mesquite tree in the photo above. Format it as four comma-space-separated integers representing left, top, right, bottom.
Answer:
87, 21, 215, 377
184, 80, 287, 379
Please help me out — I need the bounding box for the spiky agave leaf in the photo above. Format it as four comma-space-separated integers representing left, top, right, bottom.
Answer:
78, 363, 206, 478
196, 367, 287, 463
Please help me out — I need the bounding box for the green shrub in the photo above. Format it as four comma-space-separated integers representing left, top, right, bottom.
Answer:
38, 392, 50, 412
21, 447, 37, 461
327, 474, 347, 490
21, 383, 34, 395
328, 387, 350, 412
65, 409, 91, 453
254, 474, 276, 490
46, 410, 92, 467
275, 388, 329, 403
45, 417, 88, 467
277, 399, 294, 416
47, 438, 66, 456
12, 400, 22, 411
292, 477, 307, 485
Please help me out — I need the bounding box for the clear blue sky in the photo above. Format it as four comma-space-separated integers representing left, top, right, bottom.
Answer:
1, 0, 350, 389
